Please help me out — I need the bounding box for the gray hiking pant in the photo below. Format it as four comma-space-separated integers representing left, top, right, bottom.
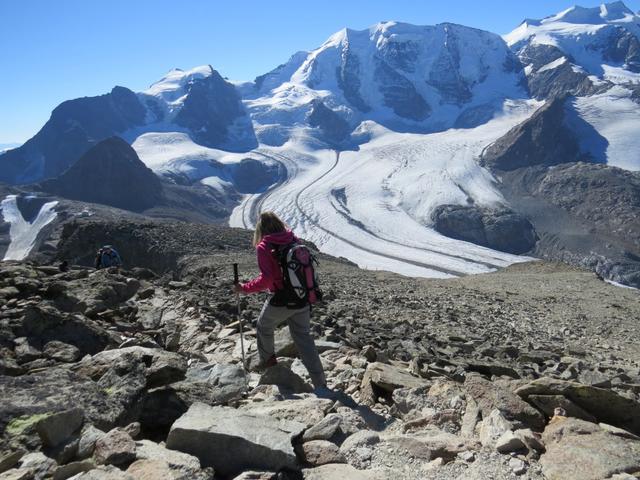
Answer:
256, 300, 326, 388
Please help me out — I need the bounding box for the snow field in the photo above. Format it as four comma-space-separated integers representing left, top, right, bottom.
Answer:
1, 195, 58, 261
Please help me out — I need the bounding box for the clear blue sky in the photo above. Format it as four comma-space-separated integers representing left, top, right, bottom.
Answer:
1, 0, 638, 144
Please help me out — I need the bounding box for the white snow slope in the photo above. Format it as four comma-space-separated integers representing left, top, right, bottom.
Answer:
1, 195, 58, 261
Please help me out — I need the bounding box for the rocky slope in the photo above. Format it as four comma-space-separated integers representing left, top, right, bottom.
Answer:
1, 220, 640, 479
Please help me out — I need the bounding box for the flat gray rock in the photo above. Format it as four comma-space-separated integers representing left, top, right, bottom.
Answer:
36, 408, 84, 448
302, 464, 389, 480
166, 402, 305, 477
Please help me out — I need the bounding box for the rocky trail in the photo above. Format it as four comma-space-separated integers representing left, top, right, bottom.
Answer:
1, 221, 640, 480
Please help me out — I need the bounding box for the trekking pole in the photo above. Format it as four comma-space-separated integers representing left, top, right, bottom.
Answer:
233, 263, 249, 392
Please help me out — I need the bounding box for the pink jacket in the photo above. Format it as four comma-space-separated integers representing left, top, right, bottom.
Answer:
240, 230, 297, 294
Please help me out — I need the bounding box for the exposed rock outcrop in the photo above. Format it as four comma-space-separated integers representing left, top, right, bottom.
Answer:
431, 205, 537, 254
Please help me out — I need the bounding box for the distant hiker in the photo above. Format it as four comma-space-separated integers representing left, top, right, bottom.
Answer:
95, 245, 122, 270
234, 211, 327, 391
58, 260, 69, 272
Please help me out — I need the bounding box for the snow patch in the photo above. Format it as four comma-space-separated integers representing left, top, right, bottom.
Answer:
605, 279, 639, 290
537, 56, 568, 73
569, 86, 640, 171
1, 195, 58, 261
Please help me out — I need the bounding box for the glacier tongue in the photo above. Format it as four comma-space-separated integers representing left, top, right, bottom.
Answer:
230, 99, 539, 279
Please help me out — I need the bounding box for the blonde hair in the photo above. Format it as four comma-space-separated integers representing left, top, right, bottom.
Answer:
253, 211, 287, 246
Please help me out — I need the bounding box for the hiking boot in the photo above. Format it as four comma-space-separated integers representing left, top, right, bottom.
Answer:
251, 354, 278, 373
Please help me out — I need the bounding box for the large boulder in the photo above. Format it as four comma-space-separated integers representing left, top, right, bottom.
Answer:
76, 346, 187, 389
465, 376, 545, 430
93, 429, 136, 466
382, 431, 474, 463
129, 440, 211, 480
240, 398, 333, 429
166, 403, 305, 477
301, 440, 346, 466
134, 440, 202, 473
516, 377, 640, 435
540, 417, 640, 480
35, 408, 84, 448
18, 304, 115, 357
0, 369, 127, 449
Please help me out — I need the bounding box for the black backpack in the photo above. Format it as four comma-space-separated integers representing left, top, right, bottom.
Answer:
270, 242, 323, 309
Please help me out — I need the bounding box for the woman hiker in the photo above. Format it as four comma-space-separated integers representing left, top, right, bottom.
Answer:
234, 211, 329, 394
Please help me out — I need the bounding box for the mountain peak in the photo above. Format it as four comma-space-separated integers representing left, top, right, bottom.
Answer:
39, 136, 162, 212
505, 1, 640, 48
544, 1, 635, 24
144, 65, 214, 99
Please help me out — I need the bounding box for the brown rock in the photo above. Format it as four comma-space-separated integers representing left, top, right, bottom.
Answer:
383, 431, 474, 463
516, 377, 640, 435
94, 429, 136, 466
126, 459, 175, 480
541, 417, 640, 480
302, 440, 346, 466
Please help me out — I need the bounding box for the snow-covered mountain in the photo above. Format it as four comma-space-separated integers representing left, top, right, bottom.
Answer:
245, 22, 526, 142
503, 1, 640, 171
1, 2, 640, 287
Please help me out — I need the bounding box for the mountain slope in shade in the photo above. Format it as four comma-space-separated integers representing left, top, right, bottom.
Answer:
39, 137, 163, 212
0, 87, 146, 184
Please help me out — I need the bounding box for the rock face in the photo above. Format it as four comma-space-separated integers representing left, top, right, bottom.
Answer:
306, 100, 351, 145
481, 96, 592, 171
540, 417, 640, 480
39, 137, 163, 212
516, 43, 603, 100
166, 403, 305, 476
501, 163, 640, 288
431, 205, 537, 254
0, 86, 145, 184
228, 159, 283, 194
174, 67, 257, 151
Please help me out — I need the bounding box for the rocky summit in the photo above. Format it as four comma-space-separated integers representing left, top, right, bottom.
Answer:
1, 220, 640, 480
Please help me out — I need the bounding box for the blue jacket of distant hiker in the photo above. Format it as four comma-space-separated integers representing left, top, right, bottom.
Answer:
95, 247, 122, 269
